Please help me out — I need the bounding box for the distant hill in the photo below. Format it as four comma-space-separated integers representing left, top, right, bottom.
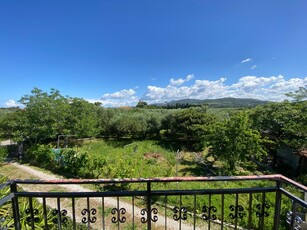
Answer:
153, 97, 269, 108
0, 107, 20, 117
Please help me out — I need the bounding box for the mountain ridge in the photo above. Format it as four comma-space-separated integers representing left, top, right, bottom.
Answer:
152, 97, 270, 108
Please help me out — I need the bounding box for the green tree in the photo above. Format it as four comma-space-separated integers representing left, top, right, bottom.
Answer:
166, 107, 215, 150
285, 86, 307, 102
209, 112, 267, 172
65, 98, 99, 137
18, 88, 70, 143
250, 101, 307, 149
136, 100, 148, 108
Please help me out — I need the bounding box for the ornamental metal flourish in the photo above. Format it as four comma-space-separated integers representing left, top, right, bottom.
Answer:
81, 208, 97, 224
25, 208, 40, 225
51, 209, 68, 224
140, 208, 158, 223
229, 205, 245, 219
111, 207, 126, 224
173, 206, 188, 221
202, 205, 217, 220
255, 203, 270, 218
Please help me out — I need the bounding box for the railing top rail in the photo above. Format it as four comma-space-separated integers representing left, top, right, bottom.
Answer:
7, 174, 282, 183
0, 181, 11, 190
9, 174, 306, 191
279, 174, 307, 192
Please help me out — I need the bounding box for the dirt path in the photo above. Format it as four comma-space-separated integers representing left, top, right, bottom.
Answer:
2, 162, 217, 230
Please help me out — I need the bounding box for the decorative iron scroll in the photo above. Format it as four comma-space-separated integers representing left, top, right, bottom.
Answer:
81, 208, 97, 224
293, 215, 304, 230
140, 208, 158, 223
202, 205, 217, 220
52, 209, 68, 224
229, 205, 245, 219
111, 208, 126, 223
25, 208, 40, 225
173, 206, 188, 221
286, 211, 292, 225
286, 211, 306, 230
255, 203, 270, 218
0, 216, 8, 230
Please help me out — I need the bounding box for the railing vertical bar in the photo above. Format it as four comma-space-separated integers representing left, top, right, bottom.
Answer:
11, 182, 20, 230
248, 192, 252, 229
147, 182, 152, 230
87, 197, 90, 230
208, 194, 211, 230
132, 196, 135, 229
273, 181, 282, 230
42, 197, 48, 228
28, 196, 35, 230
221, 194, 224, 230
290, 201, 298, 229
117, 196, 120, 230
260, 192, 266, 229
234, 193, 238, 230
102, 197, 105, 230
72, 197, 76, 230
179, 195, 182, 230
57, 197, 62, 230
165, 195, 167, 230
193, 194, 196, 230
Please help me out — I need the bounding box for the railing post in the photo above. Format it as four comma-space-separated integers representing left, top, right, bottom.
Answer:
273, 180, 282, 230
10, 182, 21, 230
147, 182, 152, 230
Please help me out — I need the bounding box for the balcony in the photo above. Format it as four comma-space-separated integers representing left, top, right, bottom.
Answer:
0, 174, 306, 229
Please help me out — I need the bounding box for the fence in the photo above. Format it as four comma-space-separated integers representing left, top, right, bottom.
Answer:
0, 174, 306, 229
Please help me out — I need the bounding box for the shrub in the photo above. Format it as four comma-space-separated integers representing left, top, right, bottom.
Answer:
0, 146, 8, 163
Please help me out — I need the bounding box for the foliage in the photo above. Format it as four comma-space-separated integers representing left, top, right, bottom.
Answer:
250, 100, 307, 149
0, 146, 8, 163
208, 112, 267, 172
25, 144, 91, 178
104, 108, 170, 139
79, 139, 175, 179
0, 88, 100, 144
164, 107, 216, 151
285, 86, 307, 102
60, 148, 89, 175
64, 97, 99, 137
25, 144, 55, 168
136, 100, 148, 108
0, 110, 24, 142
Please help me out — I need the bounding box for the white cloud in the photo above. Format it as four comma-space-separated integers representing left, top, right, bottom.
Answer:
241, 58, 252, 63
170, 74, 194, 86
101, 89, 136, 99
87, 75, 307, 107
251, 65, 257, 69
5, 100, 19, 107
89, 89, 139, 107
143, 75, 307, 103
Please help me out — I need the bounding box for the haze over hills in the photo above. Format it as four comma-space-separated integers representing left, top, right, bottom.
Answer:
0, 97, 269, 110
152, 97, 270, 108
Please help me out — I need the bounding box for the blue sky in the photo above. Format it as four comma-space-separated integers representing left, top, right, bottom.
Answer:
0, 1, 306, 107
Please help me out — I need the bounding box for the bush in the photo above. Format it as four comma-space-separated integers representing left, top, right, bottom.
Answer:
0, 146, 8, 163
25, 144, 55, 168
60, 148, 88, 176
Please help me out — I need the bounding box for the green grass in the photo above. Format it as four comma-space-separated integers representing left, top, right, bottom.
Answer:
78, 139, 176, 179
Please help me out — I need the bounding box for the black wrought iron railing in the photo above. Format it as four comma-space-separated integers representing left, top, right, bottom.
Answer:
0, 174, 306, 229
